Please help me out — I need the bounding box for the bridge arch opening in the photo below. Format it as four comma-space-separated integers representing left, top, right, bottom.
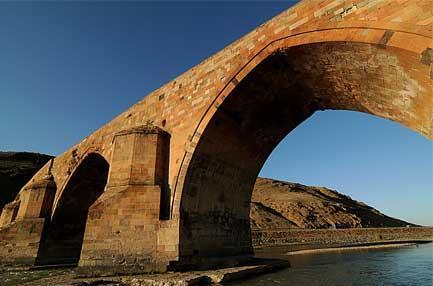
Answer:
177, 41, 432, 268
254, 109, 431, 229
36, 152, 109, 266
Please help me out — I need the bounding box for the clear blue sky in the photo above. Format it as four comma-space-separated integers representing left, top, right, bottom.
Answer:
1, 2, 431, 226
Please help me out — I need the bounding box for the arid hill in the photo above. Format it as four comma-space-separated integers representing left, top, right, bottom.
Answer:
251, 177, 415, 230
0, 152, 414, 229
0, 152, 53, 209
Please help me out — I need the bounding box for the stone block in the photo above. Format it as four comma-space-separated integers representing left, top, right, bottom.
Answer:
15, 177, 56, 220
0, 218, 46, 265
0, 200, 20, 227
79, 185, 166, 275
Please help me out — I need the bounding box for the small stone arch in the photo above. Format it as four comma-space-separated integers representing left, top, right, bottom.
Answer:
35, 152, 110, 266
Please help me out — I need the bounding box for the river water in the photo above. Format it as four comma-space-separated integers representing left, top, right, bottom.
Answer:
1, 243, 432, 285
228, 243, 433, 286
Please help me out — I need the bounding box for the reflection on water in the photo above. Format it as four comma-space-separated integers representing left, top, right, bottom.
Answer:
228, 243, 433, 286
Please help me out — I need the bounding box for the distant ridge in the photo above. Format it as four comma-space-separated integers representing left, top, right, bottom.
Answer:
0, 151, 53, 209
251, 177, 416, 230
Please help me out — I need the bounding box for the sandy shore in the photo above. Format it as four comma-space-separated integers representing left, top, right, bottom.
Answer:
285, 241, 422, 255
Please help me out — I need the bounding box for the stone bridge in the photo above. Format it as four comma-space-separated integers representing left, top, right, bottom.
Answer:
1, 0, 432, 274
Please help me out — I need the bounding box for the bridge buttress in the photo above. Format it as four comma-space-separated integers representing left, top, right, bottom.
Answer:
0, 171, 56, 265
78, 125, 172, 275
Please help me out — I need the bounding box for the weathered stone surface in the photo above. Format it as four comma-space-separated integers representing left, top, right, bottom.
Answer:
78, 185, 166, 276
0, 218, 46, 265
1, 0, 432, 272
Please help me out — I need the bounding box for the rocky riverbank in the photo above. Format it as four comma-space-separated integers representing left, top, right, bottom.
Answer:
2, 227, 431, 286
252, 227, 433, 250
7, 258, 289, 286
8, 237, 432, 286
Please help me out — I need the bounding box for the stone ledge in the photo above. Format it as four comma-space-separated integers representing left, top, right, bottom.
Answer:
20, 258, 289, 286
113, 125, 170, 138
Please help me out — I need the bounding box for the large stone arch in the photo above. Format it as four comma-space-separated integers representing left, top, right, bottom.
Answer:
36, 152, 109, 265
176, 40, 432, 267
170, 27, 433, 219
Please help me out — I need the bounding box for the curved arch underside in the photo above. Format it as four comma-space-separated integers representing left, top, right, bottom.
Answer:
36, 153, 109, 265
178, 41, 432, 263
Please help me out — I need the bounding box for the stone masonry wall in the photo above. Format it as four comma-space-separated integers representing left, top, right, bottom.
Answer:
79, 185, 164, 275
77, 126, 173, 274
19, 0, 432, 228
0, 218, 46, 265
252, 227, 433, 249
